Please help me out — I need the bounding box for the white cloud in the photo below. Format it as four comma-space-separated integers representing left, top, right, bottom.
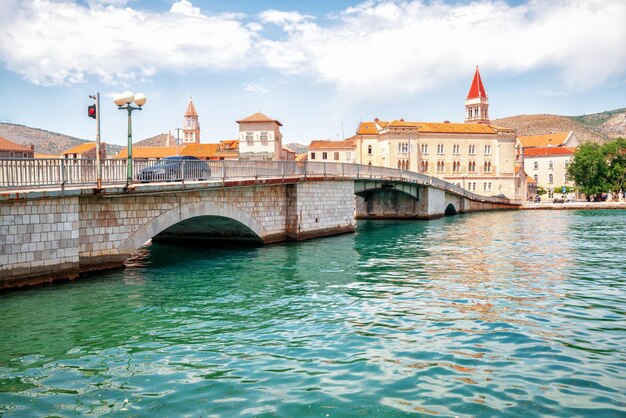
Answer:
259, 9, 312, 25
170, 0, 202, 17
0, 0, 254, 85
244, 82, 269, 94
259, 0, 626, 97
1, 0, 625, 98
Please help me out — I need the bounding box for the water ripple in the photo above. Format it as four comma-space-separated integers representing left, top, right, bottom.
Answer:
1, 210, 625, 416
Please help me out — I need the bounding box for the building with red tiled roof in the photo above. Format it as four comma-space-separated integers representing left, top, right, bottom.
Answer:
237, 112, 285, 161
515, 131, 578, 166
62, 142, 106, 159
524, 146, 576, 199
0, 136, 34, 158
350, 67, 521, 198
308, 138, 356, 163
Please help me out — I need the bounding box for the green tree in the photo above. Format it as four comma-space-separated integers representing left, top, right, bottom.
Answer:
567, 142, 609, 197
603, 137, 626, 194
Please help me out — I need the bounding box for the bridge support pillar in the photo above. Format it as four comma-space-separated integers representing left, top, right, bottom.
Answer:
286, 180, 355, 240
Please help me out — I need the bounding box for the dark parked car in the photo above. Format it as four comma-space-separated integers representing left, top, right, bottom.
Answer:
137, 156, 210, 182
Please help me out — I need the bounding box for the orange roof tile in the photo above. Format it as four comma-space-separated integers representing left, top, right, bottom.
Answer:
467, 67, 487, 99
361, 120, 503, 135
0, 136, 32, 152
180, 143, 219, 158
526, 176, 536, 183
237, 112, 283, 126
62, 142, 96, 155
387, 120, 418, 128
34, 153, 59, 159
309, 139, 356, 150
356, 122, 378, 135
115, 146, 182, 159
295, 153, 308, 162
220, 139, 239, 150
518, 132, 570, 148
524, 147, 575, 157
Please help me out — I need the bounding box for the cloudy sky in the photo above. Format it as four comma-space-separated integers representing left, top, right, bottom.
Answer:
0, 0, 625, 146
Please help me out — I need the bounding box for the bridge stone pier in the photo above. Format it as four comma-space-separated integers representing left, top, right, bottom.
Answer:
0, 179, 355, 288
355, 180, 512, 219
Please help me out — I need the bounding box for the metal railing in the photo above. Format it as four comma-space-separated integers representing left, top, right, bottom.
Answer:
0, 158, 517, 204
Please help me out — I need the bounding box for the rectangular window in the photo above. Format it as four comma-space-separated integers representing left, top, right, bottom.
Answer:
437, 144, 444, 155
245, 132, 253, 145
322, 152, 328, 160
311, 152, 316, 160
453, 144, 460, 155
260, 132, 268, 146
469, 145, 476, 155
421, 144, 428, 154
334, 152, 340, 161
484, 145, 491, 155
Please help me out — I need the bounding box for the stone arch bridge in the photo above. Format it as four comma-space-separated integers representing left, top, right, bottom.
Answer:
0, 160, 518, 288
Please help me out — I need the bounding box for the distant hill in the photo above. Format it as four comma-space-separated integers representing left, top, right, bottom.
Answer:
284, 143, 308, 154
0, 123, 123, 156
135, 133, 170, 147
493, 108, 626, 143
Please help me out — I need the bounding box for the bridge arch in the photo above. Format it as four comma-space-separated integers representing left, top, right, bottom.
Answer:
117, 200, 268, 256
444, 203, 457, 216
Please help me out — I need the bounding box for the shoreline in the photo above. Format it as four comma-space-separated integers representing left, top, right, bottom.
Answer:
520, 201, 626, 210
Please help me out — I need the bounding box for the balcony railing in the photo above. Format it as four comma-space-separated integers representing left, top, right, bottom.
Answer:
0, 158, 516, 204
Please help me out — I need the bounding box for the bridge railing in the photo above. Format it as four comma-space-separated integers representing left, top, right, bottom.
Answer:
0, 158, 516, 204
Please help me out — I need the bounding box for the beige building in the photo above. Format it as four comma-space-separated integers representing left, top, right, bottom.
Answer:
516, 131, 578, 165
237, 112, 294, 161
350, 68, 520, 198
308, 138, 356, 163
524, 146, 576, 199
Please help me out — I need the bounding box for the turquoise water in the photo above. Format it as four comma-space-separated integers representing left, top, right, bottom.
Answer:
1, 210, 625, 417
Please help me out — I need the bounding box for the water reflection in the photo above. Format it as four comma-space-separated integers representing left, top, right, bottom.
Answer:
0, 210, 624, 417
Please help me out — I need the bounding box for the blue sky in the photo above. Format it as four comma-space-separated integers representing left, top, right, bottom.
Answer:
0, 0, 625, 147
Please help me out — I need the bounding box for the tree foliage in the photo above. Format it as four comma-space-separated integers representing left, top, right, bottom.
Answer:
604, 137, 626, 194
567, 138, 626, 196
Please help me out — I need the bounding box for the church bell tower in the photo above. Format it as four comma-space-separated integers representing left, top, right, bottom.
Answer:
465, 67, 490, 124
182, 98, 200, 144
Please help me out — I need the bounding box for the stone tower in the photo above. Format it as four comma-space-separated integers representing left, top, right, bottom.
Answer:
465, 67, 490, 124
182, 98, 200, 144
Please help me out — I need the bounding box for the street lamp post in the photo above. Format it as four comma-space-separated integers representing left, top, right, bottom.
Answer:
114, 91, 147, 185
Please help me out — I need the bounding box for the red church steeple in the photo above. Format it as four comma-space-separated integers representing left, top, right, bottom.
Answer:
465, 66, 490, 124
467, 66, 487, 99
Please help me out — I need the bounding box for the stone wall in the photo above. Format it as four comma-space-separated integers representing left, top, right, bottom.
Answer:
286, 180, 355, 240
1, 180, 358, 288
1, 196, 80, 288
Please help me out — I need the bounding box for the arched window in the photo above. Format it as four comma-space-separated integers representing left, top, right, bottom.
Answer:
534, 174, 538, 182
367, 145, 372, 155
549, 160, 553, 169
534, 161, 538, 170
549, 174, 554, 184
398, 160, 402, 169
